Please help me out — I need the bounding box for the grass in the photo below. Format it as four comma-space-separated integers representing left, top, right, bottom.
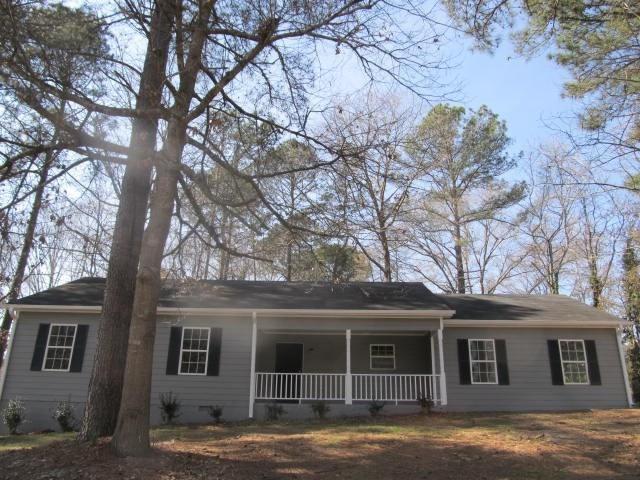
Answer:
1, 409, 639, 479
0, 431, 74, 452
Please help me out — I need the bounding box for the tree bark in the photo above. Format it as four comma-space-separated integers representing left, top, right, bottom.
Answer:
453, 201, 465, 293
79, 0, 176, 441
0, 149, 54, 367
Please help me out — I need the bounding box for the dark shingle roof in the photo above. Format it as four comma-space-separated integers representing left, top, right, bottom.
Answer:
437, 294, 621, 323
12, 277, 452, 311
10, 278, 621, 323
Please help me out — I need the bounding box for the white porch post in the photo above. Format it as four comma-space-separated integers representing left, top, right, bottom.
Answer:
345, 329, 352, 405
248, 312, 258, 418
437, 318, 447, 406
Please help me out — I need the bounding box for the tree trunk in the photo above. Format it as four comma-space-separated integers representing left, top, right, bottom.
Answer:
111, 160, 180, 457
112, 1, 213, 454
0, 150, 53, 367
453, 221, 465, 294
79, 0, 176, 441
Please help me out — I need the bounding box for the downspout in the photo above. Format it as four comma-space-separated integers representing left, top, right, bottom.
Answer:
437, 317, 447, 406
0, 309, 18, 404
616, 327, 634, 408
248, 311, 258, 418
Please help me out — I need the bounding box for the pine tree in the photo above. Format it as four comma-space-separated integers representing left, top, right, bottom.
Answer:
622, 235, 640, 403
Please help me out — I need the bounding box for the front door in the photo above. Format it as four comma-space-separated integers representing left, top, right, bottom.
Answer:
275, 343, 303, 401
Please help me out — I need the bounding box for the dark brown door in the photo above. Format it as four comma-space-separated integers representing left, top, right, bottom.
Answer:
275, 343, 303, 401
275, 343, 303, 373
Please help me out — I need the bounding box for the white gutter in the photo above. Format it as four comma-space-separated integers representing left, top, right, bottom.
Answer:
0, 309, 18, 403
444, 319, 626, 328
1, 303, 455, 319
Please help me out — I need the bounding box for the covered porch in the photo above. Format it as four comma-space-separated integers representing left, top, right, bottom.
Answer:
247, 312, 448, 417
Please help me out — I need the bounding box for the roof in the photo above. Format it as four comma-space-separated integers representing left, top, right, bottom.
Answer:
8, 278, 622, 325
437, 294, 621, 323
11, 277, 452, 311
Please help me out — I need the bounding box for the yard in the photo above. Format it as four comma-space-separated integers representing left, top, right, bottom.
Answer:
1, 409, 639, 479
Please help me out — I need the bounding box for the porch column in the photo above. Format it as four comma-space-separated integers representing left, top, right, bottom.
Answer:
345, 329, 352, 405
437, 319, 448, 406
248, 312, 258, 418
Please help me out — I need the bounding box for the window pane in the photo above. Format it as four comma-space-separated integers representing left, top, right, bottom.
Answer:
179, 329, 209, 374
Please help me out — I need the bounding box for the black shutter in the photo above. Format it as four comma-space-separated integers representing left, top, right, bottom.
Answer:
547, 340, 564, 385
495, 339, 510, 385
584, 340, 602, 386
425, 333, 433, 374
207, 328, 222, 376
30, 323, 50, 371
166, 326, 182, 375
69, 325, 89, 372
457, 339, 471, 385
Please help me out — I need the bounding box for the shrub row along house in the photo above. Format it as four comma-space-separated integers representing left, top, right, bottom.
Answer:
0, 278, 633, 431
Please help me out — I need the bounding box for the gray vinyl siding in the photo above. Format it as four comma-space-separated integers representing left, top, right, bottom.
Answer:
256, 333, 431, 374
150, 317, 252, 424
0, 312, 255, 432
0, 312, 99, 432
443, 327, 628, 411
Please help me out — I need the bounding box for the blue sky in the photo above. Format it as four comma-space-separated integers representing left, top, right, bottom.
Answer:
449, 38, 576, 157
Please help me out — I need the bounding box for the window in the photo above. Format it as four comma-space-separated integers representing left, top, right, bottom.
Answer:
179, 327, 210, 375
559, 340, 589, 385
370, 344, 395, 370
43, 324, 77, 371
469, 339, 497, 384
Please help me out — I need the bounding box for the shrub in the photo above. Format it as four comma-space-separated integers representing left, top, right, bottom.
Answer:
417, 395, 434, 415
52, 400, 76, 432
207, 405, 223, 423
265, 402, 285, 421
159, 392, 181, 424
368, 400, 385, 417
2, 398, 26, 435
310, 401, 330, 419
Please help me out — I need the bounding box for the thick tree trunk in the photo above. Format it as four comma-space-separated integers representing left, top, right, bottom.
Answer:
79, 0, 175, 441
0, 150, 53, 367
111, 7, 275, 454
111, 159, 180, 457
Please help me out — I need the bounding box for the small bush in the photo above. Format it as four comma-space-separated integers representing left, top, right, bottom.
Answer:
368, 400, 385, 417
52, 400, 76, 432
265, 402, 285, 421
417, 395, 434, 415
2, 398, 26, 435
159, 392, 181, 424
207, 405, 223, 423
310, 401, 330, 419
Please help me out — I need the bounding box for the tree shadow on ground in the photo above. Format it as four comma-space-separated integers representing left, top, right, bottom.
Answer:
1, 410, 638, 480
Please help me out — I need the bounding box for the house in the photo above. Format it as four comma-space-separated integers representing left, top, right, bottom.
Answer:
0, 278, 633, 432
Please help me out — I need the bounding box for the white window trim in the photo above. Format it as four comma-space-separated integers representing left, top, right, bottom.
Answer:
178, 327, 211, 376
42, 323, 78, 372
469, 338, 498, 385
558, 339, 590, 385
370, 344, 396, 370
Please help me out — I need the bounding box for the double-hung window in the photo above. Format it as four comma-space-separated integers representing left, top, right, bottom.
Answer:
469, 339, 497, 384
558, 339, 589, 384
179, 327, 210, 375
370, 344, 395, 370
43, 324, 77, 371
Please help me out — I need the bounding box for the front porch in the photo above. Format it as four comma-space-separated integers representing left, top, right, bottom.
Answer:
247, 314, 448, 417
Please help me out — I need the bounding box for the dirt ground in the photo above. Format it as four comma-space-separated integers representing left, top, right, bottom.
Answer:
1, 409, 639, 480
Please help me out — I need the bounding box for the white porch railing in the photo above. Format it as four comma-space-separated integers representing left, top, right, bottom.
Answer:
255, 373, 346, 401
254, 372, 440, 404
352, 374, 439, 403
